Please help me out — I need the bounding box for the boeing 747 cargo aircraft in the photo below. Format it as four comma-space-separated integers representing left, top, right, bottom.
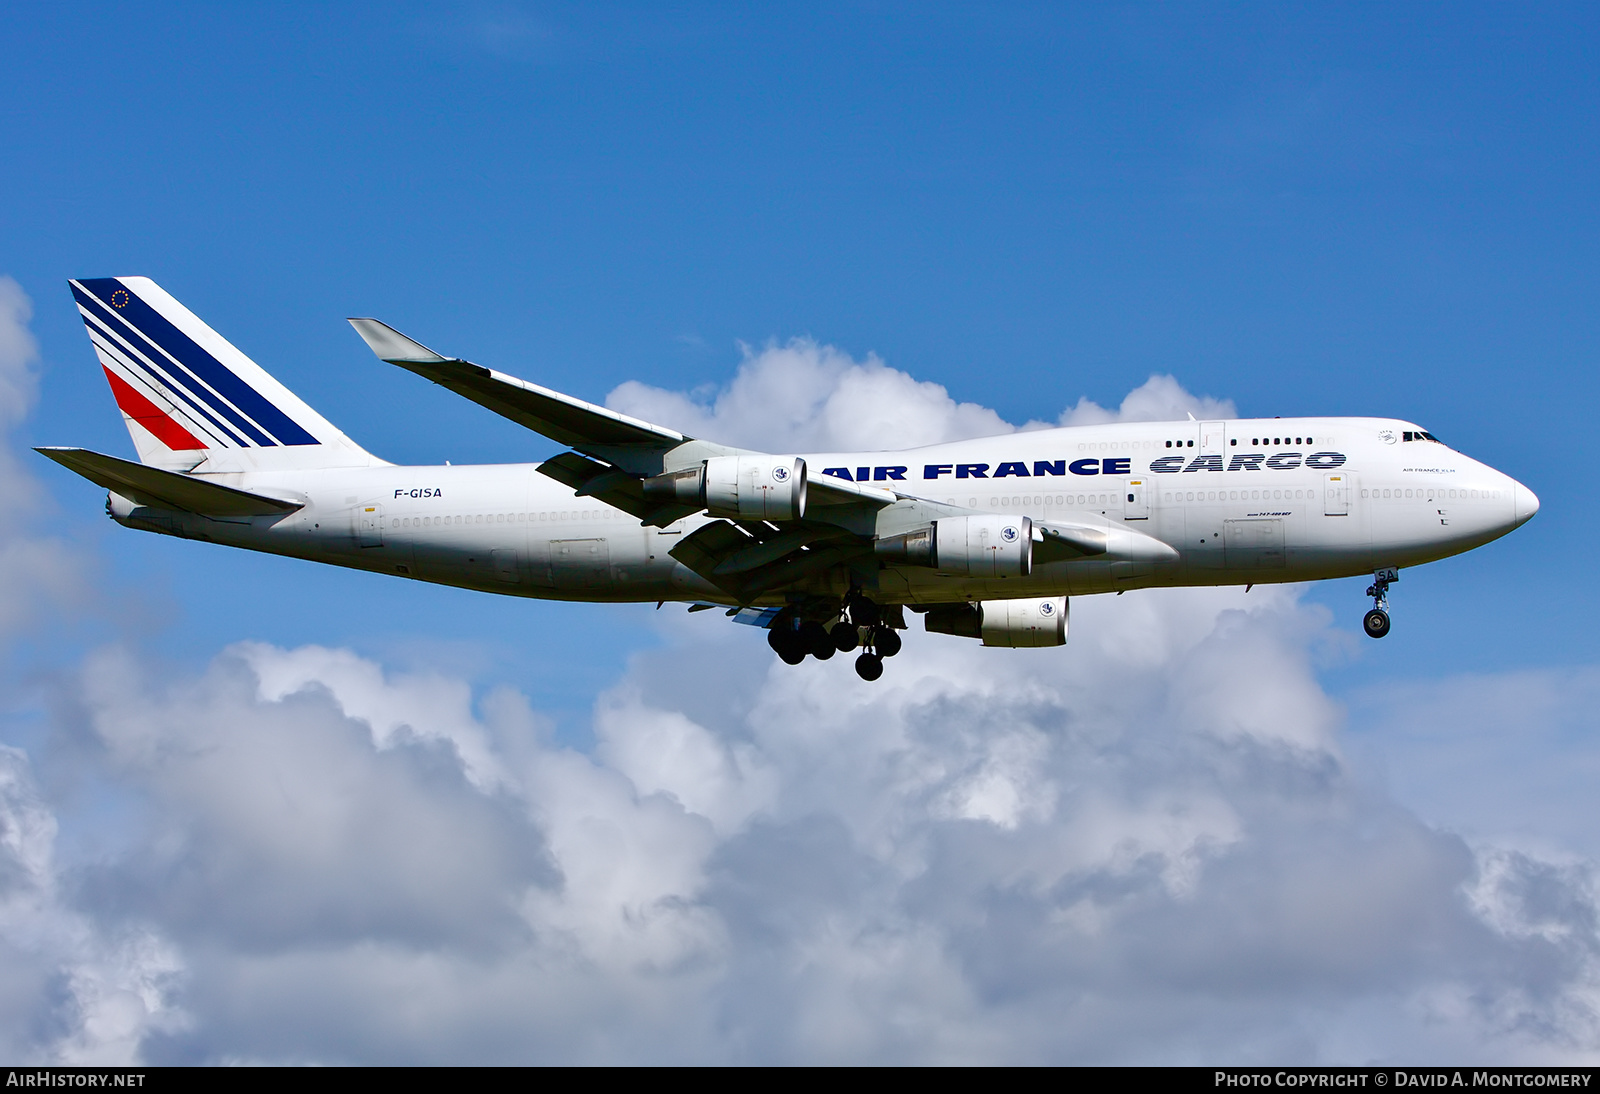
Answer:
38, 277, 1539, 680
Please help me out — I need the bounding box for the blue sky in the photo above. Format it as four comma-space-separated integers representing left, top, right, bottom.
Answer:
1, 2, 1598, 1064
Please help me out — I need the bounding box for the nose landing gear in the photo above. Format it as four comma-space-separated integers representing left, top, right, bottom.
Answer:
1364, 568, 1398, 638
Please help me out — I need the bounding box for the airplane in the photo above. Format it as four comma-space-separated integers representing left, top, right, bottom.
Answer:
37, 276, 1539, 681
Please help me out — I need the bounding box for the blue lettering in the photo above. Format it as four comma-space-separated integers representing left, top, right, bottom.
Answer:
924, 464, 954, 479
1150, 456, 1185, 474
956, 463, 990, 479
1227, 453, 1265, 471
1069, 458, 1100, 476
874, 466, 907, 481
857, 467, 870, 482
1304, 451, 1347, 469
1265, 452, 1303, 470
993, 461, 1030, 478
1183, 455, 1224, 473
1033, 460, 1066, 477
822, 467, 853, 481
1103, 458, 1130, 475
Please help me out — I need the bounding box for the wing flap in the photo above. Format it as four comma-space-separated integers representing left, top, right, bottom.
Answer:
713, 525, 851, 575
36, 447, 302, 517
536, 451, 701, 527
668, 520, 753, 591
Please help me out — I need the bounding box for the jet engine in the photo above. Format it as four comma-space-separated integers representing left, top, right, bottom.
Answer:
644, 456, 808, 521
704, 455, 807, 520
884, 515, 1031, 577
924, 596, 1068, 647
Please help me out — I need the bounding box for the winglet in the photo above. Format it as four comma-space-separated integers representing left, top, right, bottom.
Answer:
347, 318, 452, 364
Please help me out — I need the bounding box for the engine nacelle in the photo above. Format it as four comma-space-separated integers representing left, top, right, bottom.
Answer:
874, 525, 935, 566
928, 515, 1032, 577
924, 596, 1068, 648
703, 456, 807, 521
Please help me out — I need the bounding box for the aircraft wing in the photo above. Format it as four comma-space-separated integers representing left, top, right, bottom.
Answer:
349, 317, 902, 531
347, 318, 739, 475
36, 447, 303, 517
534, 450, 701, 527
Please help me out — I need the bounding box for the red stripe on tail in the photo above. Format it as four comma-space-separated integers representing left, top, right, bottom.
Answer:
101, 366, 207, 450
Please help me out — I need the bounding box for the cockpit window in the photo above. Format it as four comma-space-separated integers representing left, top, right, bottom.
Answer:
1402, 430, 1443, 443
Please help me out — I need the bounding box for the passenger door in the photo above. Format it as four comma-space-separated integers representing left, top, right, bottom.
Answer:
356, 504, 383, 547
1324, 473, 1349, 516
1124, 477, 1150, 520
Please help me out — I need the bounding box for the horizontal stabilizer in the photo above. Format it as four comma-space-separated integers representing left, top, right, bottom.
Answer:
35, 447, 302, 517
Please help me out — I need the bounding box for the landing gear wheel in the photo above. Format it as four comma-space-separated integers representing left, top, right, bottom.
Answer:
768, 626, 807, 665
1363, 568, 1398, 640
800, 621, 835, 659
873, 627, 902, 658
830, 621, 860, 652
854, 652, 884, 681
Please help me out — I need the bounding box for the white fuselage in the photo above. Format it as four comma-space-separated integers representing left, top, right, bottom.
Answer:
109, 416, 1536, 606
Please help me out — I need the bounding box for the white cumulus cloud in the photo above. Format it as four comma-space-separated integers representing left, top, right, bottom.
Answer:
0, 313, 1595, 1064
607, 338, 1238, 451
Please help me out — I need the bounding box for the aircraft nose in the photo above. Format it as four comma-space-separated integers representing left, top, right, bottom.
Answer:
1513, 482, 1540, 528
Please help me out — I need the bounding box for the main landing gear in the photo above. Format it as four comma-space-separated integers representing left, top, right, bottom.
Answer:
766, 595, 903, 681
1363, 568, 1398, 639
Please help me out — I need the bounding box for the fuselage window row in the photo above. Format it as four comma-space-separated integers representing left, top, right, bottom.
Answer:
1163, 489, 1311, 502
392, 508, 630, 529
988, 495, 1107, 507
1359, 488, 1498, 500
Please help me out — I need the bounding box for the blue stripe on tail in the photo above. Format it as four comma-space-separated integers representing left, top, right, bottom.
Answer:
76, 292, 253, 447
74, 279, 318, 447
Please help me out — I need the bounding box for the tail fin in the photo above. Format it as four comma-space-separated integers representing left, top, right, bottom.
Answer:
68, 277, 381, 472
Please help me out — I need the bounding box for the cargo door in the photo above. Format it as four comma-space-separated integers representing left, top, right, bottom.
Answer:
550, 538, 610, 589
1200, 421, 1227, 456
1224, 518, 1286, 570
491, 548, 520, 584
